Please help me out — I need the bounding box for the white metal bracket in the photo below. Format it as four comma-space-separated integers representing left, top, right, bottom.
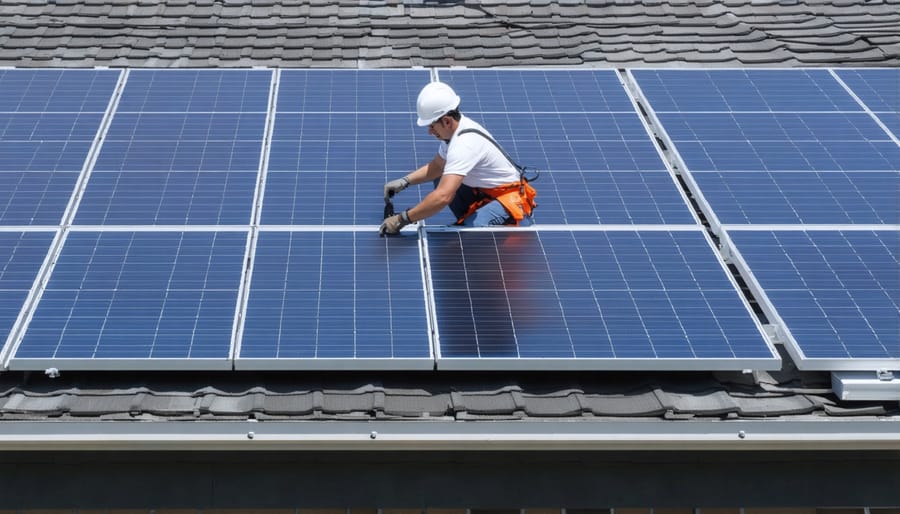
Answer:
832, 370, 900, 402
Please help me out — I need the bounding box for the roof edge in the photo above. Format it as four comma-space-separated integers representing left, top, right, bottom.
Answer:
2, 419, 898, 451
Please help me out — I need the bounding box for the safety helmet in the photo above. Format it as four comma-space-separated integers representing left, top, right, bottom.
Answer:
416, 82, 461, 127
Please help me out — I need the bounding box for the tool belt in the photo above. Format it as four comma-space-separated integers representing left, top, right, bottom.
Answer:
455, 180, 537, 225
452, 128, 539, 226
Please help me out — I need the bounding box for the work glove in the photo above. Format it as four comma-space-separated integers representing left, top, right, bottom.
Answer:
379, 209, 412, 236
384, 176, 410, 202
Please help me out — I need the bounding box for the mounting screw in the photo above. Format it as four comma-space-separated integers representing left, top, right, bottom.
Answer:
247, 431, 255, 440
370, 431, 378, 440
738, 430, 746, 439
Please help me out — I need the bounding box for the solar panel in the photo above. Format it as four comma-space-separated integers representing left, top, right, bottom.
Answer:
75, 172, 259, 225
727, 230, 899, 370
9, 230, 247, 370
0, 231, 55, 353
277, 69, 427, 112
835, 69, 900, 112
632, 69, 899, 374
438, 69, 636, 112
835, 68, 900, 140
631, 69, 860, 112
632, 70, 900, 226
428, 229, 778, 370
19, 68, 879, 375
78, 72, 271, 225
237, 230, 432, 369
0, 69, 120, 112
263, 71, 435, 226
0, 71, 119, 226
690, 172, 897, 225
431, 71, 696, 226
116, 70, 272, 112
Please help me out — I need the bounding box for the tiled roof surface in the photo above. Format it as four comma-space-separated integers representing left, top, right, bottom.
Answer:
0, 1, 898, 426
1, 366, 897, 421
1, 0, 899, 68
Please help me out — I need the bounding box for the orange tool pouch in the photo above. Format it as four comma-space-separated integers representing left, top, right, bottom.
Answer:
456, 180, 537, 225
453, 128, 539, 226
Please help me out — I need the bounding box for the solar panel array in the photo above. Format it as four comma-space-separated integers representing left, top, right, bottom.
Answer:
4, 67, 894, 372
631, 68, 899, 371
429, 69, 773, 369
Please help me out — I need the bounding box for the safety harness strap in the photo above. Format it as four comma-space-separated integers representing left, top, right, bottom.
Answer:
454, 129, 537, 225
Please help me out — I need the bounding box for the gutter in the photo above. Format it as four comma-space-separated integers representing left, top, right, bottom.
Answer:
0, 419, 898, 451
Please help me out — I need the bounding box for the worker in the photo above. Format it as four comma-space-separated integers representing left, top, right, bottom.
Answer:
379, 81, 536, 236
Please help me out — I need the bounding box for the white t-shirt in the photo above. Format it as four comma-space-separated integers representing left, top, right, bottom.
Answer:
438, 115, 520, 189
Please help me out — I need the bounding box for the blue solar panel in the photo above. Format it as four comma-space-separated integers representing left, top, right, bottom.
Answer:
0, 173, 79, 225
0, 113, 106, 140
439, 70, 636, 112
75, 172, 257, 225
692, 172, 898, 225
534, 171, 694, 225
836, 68, 900, 112
475, 112, 669, 172
267, 113, 434, 172
277, 70, 429, 112
0, 77, 118, 226
93, 139, 265, 172
238, 231, 432, 369
77, 73, 270, 225
0, 141, 94, 173
0, 69, 120, 112
10, 231, 246, 369
729, 230, 899, 369
658, 112, 891, 142
104, 112, 267, 141
429, 230, 778, 370
117, 70, 272, 112
0, 72, 118, 226
0, 231, 55, 350
261, 171, 453, 226
93, 113, 266, 172
631, 72, 900, 226
632, 69, 861, 112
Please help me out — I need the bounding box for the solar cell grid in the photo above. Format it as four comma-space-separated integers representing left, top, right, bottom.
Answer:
238, 231, 432, 368
429, 230, 777, 369
0, 70, 118, 226
75, 172, 257, 225
11, 231, 247, 368
0, 69, 120, 112
438, 70, 635, 112
835, 68, 900, 112
728, 230, 899, 368
658, 112, 892, 142
277, 70, 427, 112
0, 113, 106, 140
117, 70, 272, 112
533, 171, 694, 225
0, 232, 55, 350
632, 69, 861, 112
80, 77, 270, 225
692, 172, 898, 225
0, 173, 80, 225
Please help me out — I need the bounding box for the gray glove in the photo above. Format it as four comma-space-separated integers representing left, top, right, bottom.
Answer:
379, 209, 412, 236
384, 176, 410, 202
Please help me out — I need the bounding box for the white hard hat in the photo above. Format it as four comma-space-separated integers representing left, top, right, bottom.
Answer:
416, 82, 461, 127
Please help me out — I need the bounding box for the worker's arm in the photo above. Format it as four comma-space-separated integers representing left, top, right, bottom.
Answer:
406, 172, 462, 222
383, 154, 446, 201
379, 170, 463, 236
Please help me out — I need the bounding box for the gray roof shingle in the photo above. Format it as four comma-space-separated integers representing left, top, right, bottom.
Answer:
1, 0, 897, 67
